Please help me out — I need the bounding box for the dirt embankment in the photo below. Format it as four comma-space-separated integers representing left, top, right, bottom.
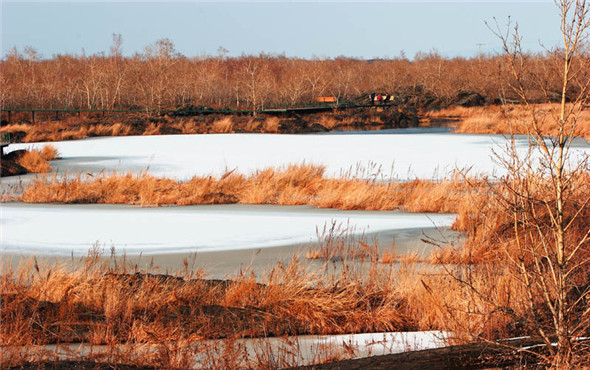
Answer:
0, 150, 28, 176
0, 145, 57, 177
0, 89, 505, 143
1, 106, 420, 143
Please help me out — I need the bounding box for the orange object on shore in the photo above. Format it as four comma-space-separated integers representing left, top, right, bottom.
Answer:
316, 96, 337, 103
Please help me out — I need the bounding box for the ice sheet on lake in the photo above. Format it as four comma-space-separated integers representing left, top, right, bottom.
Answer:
0, 204, 455, 256
9, 132, 586, 181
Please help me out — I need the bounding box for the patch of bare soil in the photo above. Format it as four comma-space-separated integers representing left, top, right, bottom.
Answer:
0, 150, 27, 177
298, 338, 546, 369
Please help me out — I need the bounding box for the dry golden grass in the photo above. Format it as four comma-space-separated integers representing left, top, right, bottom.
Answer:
318, 116, 339, 130
40, 144, 58, 161
6, 156, 589, 367
0, 243, 544, 368
380, 250, 425, 264
263, 116, 281, 133
305, 222, 379, 262
19, 164, 482, 216
457, 171, 590, 264
0, 108, 412, 143
15, 145, 58, 173
7, 167, 587, 366
0, 120, 134, 142
425, 103, 590, 139
0, 252, 421, 368
211, 117, 234, 133
142, 122, 160, 136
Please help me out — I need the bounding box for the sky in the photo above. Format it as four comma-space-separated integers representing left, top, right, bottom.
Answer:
2, 1, 559, 60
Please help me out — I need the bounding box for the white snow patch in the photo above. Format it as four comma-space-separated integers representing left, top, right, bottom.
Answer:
220, 330, 450, 365
0, 204, 455, 256
296, 330, 449, 358
9, 132, 583, 181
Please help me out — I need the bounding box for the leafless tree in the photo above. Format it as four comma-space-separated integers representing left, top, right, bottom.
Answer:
440, 1, 590, 366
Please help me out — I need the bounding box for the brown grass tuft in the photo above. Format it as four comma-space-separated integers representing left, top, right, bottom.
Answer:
263, 117, 281, 133
0, 252, 423, 368
211, 117, 234, 133
40, 145, 58, 161
16, 146, 58, 173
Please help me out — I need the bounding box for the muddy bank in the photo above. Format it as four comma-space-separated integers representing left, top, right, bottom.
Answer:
302, 337, 549, 369
0, 149, 28, 177
1, 106, 420, 143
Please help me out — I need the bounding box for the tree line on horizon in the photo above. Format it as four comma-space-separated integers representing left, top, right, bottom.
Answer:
0, 38, 570, 114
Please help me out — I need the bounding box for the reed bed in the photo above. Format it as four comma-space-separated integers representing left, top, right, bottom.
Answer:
4, 167, 588, 367
5, 160, 590, 367
0, 251, 418, 367
2, 233, 557, 369
19, 164, 481, 216
425, 103, 590, 139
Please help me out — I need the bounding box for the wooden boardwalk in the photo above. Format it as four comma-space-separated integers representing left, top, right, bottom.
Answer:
1, 101, 396, 123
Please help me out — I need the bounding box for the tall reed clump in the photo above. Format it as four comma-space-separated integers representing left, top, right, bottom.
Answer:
16, 145, 58, 173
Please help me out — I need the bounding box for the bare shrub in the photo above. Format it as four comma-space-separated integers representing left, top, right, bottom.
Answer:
425, 2, 590, 365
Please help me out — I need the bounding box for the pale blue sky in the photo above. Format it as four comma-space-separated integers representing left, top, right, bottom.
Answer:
2, 1, 558, 60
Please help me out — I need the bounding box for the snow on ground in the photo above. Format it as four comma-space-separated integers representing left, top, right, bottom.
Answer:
0, 203, 455, 256
9, 131, 586, 181
223, 330, 449, 365
40, 331, 449, 366
291, 330, 449, 358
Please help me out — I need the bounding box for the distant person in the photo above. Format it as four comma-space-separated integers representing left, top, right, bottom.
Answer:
377, 94, 382, 103
370, 93, 375, 105
385, 94, 390, 104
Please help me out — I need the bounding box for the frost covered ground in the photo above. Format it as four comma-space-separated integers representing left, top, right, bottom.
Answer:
9, 131, 586, 180
0, 203, 455, 256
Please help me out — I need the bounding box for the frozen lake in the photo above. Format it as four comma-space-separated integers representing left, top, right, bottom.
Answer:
0, 203, 455, 257
7, 131, 587, 181
2, 131, 586, 266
